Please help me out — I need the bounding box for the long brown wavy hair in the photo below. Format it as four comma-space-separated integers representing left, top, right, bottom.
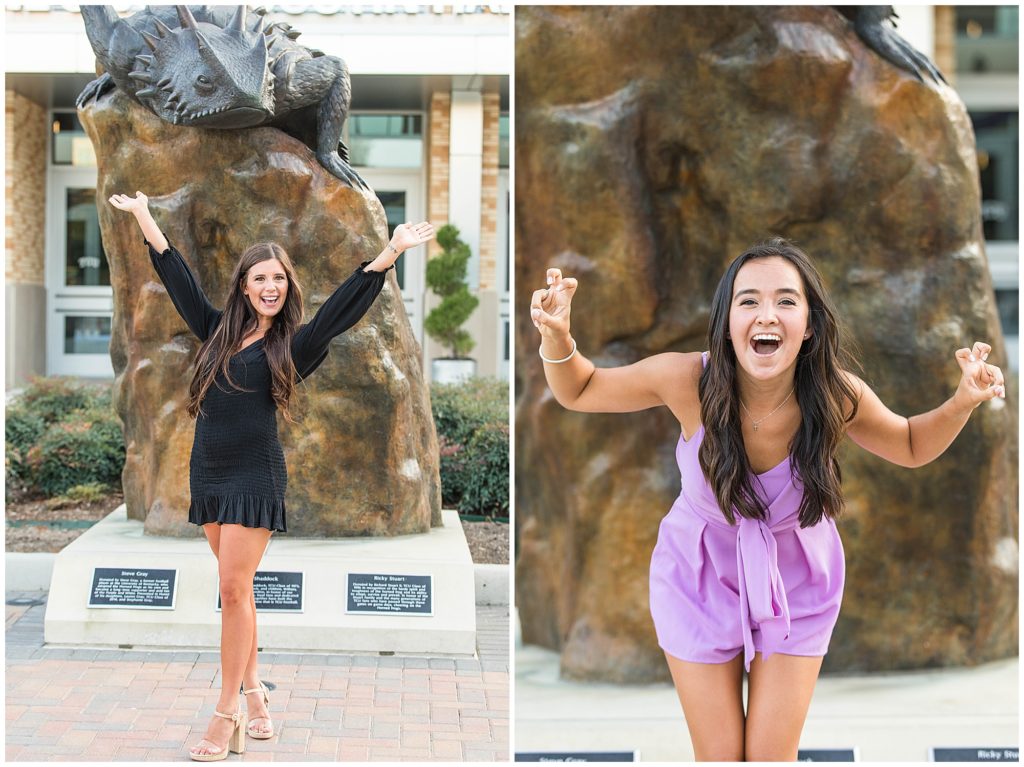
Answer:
698, 238, 860, 528
187, 243, 304, 422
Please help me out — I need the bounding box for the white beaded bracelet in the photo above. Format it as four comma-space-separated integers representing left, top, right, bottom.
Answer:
539, 337, 577, 364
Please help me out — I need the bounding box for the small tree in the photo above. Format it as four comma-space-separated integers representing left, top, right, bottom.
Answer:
424, 224, 479, 358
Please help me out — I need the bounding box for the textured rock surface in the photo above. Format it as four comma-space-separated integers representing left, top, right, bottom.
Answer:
515, 6, 1017, 681
81, 90, 441, 538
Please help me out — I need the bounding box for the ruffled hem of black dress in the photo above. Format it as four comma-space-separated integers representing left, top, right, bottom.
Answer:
189, 494, 287, 533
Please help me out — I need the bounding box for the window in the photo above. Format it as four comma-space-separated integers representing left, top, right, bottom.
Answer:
955, 6, 1018, 73
969, 111, 1018, 242
994, 288, 1019, 371
349, 114, 424, 168
64, 316, 112, 355
51, 112, 96, 167
498, 113, 509, 169
376, 190, 409, 290
64, 188, 110, 286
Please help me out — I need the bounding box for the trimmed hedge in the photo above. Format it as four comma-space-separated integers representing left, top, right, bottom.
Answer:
16, 376, 104, 423
424, 224, 480, 358
430, 377, 508, 518
27, 408, 125, 496
431, 377, 508, 444
5, 408, 47, 484
6, 378, 124, 496
457, 421, 509, 517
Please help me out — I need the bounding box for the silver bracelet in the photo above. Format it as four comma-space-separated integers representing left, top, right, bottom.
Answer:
539, 337, 577, 364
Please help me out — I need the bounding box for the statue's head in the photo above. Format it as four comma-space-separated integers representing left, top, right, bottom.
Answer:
131, 6, 274, 129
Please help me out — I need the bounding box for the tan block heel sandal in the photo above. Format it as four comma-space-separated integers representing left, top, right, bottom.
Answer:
188, 708, 247, 761
242, 682, 274, 739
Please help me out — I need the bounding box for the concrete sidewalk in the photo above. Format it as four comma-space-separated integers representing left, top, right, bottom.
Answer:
515, 641, 1018, 762
5, 590, 509, 762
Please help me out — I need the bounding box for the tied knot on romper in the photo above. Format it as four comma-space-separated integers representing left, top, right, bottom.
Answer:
648, 352, 845, 672
709, 489, 803, 671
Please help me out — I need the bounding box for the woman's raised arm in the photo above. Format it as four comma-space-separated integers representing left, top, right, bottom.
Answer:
108, 191, 220, 341
530, 268, 701, 415
108, 191, 167, 253
363, 221, 434, 272
290, 222, 436, 378
845, 341, 1006, 468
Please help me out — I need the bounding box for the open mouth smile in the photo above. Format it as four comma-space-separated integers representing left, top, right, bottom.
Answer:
750, 333, 782, 356
260, 295, 279, 309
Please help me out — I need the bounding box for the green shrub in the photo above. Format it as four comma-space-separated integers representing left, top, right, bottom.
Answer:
6, 407, 47, 452
431, 377, 508, 446
7, 378, 123, 496
457, 421, 509, 517
424, 224, 479, 358
26, 407, 125, 496
437, 433, 465, 509
61, 482, 111, 504
5, 408, 47, 485
430, 377, 508, 517
16, 376, 99, 423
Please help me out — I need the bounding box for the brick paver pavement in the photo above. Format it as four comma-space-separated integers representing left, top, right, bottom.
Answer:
6, 591, 509, 762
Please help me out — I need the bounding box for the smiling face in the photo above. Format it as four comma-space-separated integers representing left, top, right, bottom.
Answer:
728, 256, 812, 380
242, 258, 288, 323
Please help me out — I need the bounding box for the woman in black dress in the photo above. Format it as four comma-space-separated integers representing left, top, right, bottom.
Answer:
109, 191, 434, 761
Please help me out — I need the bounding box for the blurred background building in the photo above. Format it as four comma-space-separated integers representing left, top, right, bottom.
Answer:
3, 6, 1016, 387
5, 4, 511, 388
897, 4, 1018, 367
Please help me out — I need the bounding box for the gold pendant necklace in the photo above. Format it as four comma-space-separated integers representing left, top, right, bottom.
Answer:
740, 388, 794, 431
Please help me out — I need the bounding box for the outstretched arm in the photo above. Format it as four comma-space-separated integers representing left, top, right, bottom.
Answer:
845, 341, 1005, 468
362, 221, 434, 273
108, 191, 219, 341
530, 267, 701, 415
290, 221, 436, 378
108, 191, 167, 253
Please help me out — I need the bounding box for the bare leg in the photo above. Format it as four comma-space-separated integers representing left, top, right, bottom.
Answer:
189, 524, 270, 757
242, 588, 272, 734
665, 651, 745, 762
199, 523, 270, 731
744, 652, 823, 761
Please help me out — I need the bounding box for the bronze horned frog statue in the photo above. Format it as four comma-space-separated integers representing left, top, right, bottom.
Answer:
77, 5, 369, 191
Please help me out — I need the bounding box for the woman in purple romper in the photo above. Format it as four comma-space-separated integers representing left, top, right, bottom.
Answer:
110, 191, 433, 761
529, 238, 1005, 761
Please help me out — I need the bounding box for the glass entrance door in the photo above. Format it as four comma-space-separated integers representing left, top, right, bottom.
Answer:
361, 170, 425, 343
498, 169, 510, 380
47, 169, 114, 377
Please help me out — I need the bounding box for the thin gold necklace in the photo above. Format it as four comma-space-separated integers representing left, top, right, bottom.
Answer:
740, 389, 794, 431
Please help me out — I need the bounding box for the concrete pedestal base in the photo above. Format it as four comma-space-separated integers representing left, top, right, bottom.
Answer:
44, 506, 476, 655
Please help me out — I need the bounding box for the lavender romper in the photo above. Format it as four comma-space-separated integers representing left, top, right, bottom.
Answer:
649, 356, 845, 672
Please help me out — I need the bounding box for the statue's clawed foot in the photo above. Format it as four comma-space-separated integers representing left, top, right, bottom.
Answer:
76, 72, 115, 108
316, 151, 371, 192
853, 8, 947, 84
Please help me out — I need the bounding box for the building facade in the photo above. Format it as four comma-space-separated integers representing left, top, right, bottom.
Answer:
5, 6, 1017, 387
5, 5, 511, 388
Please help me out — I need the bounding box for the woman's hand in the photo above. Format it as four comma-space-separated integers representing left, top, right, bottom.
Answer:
364, 221, 435, 273
108, 190, 166, 251
107, 191, 150, 216
953, 341, 1006, 411
530, 268, 577, 341
390, 221, 435, 253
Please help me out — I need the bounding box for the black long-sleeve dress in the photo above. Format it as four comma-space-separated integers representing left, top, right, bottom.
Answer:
146, 238, 392, 533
